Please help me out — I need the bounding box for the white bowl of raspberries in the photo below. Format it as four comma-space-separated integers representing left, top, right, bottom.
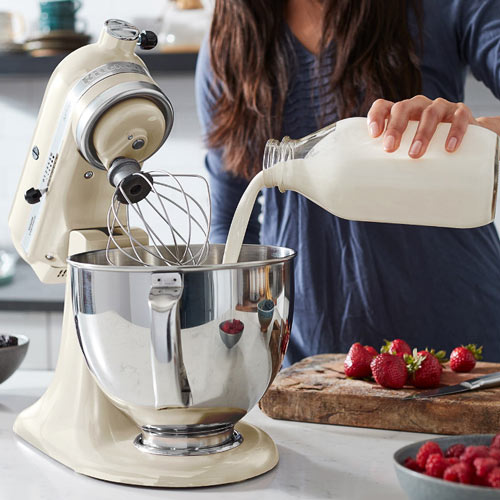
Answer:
394, 434, 500, 499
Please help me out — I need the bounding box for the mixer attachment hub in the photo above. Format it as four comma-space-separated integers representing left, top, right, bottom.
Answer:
134, 424, 243, 456
108, 157, 152, 204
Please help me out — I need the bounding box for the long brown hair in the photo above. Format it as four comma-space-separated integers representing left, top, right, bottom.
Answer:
208, 0, 422, 180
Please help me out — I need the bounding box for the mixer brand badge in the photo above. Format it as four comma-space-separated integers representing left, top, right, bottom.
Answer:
81, 62, 146, 86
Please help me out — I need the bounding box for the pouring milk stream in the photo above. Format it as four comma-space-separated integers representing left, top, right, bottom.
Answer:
222, 117, 499, 264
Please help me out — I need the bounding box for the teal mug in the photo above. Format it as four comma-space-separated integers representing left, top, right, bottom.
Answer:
39, 0, 82, 32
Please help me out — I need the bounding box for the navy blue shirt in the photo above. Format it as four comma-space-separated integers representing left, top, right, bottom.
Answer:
196, 0, 500, 364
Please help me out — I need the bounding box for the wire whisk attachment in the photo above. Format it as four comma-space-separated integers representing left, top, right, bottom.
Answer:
105, 158, 211, 267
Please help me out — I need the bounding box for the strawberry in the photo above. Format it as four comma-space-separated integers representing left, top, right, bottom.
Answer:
381, 339, 412, 357
406, 349, 442, 388
364, 345, 378, 357
370, 353, 407, 389
416, 441, 442, 469
344, 343, 373, 378
443, 462, 473, 484
450, 344, 483, 372
445, 443, 466, 458
488, 467, 500, 488
474, 457, 498, 479
425, 348, 448, 368
425, 453, 448, 478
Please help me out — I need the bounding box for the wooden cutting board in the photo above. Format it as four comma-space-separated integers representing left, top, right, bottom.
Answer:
259, 354, 500, 435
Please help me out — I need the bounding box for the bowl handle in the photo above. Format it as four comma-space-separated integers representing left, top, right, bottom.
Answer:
149, 272, 192, 407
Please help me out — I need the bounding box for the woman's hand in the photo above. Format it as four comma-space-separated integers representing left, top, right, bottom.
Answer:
367, 95, 500, 159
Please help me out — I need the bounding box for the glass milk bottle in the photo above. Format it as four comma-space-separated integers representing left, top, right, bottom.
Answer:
262, 117, 499, 228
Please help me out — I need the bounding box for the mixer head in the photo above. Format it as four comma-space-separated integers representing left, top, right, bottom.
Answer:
9, 19, 183, 283
106, 158, 211, 267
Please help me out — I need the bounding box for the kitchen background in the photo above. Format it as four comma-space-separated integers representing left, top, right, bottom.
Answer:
0, 0, 499, 371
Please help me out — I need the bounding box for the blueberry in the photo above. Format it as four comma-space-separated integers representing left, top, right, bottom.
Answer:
260, 300, 274, 311
0, 335, 18, 347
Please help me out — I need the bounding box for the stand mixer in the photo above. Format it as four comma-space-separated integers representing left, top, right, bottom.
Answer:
9, 19, 295, 487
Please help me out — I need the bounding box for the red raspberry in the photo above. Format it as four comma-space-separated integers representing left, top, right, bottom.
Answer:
488, 467, 500, 488
403, 457, 423, 472
221, 319, 244, 334
460, 445, 489, 466
425, 453, 448, 478
416, 441, 443, 469
445, 443, 466, 458
490, 448, 500, 461
443, 462, 473, 484
445, 457, 459, 466
491, 434, 500, 449
473, 474, 490, 487
474, 457, 499, 478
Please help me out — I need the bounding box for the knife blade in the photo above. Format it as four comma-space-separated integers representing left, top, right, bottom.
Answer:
404, 371, 500, 400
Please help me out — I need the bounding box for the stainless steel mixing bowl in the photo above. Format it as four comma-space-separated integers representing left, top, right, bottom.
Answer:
68, 244, 295, 456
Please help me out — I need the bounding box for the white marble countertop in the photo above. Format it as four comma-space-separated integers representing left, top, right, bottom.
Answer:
0, 370, 435, 500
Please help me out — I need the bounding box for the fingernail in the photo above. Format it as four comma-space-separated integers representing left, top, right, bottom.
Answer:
446, 136, 458, 151
369, 122, 379, 137
383, 135, 395, 151
409, 140, 422, 157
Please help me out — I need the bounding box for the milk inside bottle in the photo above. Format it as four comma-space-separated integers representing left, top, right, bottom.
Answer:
223, 117, 499, 263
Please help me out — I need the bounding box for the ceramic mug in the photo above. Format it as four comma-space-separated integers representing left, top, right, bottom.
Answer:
39, 0, 82, 32
0, 11, 25, 44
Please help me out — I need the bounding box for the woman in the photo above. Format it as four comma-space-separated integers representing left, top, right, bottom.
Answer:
195, 0, 500, 364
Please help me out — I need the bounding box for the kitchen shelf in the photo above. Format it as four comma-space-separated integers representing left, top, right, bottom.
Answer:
0, 51, 198, 76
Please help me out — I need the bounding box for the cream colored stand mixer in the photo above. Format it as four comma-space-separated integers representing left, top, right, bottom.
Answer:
8, 19, 295, 487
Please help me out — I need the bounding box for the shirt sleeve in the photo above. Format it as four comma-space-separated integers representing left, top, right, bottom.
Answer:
194, 37, 262, 244
456, 0, 500, 98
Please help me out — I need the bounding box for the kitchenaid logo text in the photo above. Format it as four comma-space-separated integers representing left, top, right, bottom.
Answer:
81, 62, 146, 86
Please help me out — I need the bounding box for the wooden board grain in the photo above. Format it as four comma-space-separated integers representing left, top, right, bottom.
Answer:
259, 354, 500, 435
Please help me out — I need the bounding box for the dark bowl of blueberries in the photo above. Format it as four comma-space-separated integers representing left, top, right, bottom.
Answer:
257, 299, 275, 330
0, 334, 29, 384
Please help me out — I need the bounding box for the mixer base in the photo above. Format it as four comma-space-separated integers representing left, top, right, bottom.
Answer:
16, 418, 278, 487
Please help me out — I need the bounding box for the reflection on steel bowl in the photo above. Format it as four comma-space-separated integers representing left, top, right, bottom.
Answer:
68, 243, 295, 456
257, 299, 275, 330
219, 319, 244, 348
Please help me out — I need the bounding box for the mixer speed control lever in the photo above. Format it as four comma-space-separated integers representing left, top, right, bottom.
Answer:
24, 187, 46, 204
